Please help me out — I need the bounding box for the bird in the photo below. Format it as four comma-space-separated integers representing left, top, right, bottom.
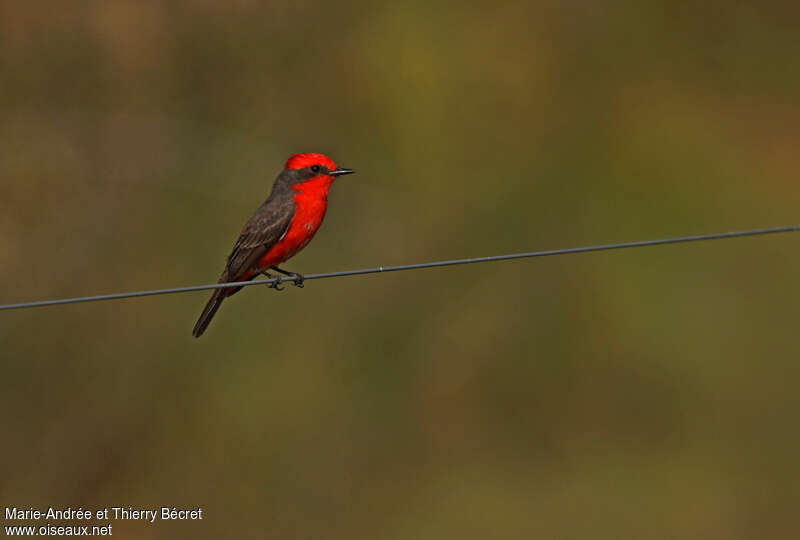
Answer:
192, 153, 354, 337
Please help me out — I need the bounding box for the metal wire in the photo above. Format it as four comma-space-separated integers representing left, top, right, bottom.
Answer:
1, 225, 798, 311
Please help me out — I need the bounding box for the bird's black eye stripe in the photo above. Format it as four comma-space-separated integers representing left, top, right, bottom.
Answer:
310, 165, 321, 173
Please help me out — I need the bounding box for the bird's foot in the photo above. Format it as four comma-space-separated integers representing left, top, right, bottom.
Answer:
270, 266, 305, 288
261, 271, 285, 291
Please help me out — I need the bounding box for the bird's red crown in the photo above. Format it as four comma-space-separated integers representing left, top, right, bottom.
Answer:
285, 153, 337, 172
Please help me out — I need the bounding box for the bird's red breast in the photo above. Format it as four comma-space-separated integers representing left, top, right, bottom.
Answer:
256, 175, 333, 268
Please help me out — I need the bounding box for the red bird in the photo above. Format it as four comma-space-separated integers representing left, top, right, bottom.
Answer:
192, 153, 354, 337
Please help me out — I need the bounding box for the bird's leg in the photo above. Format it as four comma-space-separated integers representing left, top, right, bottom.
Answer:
260, 270, 284, 291
270, 266, 305, 288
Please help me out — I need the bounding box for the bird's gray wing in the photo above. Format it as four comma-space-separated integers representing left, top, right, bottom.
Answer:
221, 201, 295, 282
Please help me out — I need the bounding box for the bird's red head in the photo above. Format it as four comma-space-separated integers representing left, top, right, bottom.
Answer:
285, 153, 338, 172
283, 153, 355, 187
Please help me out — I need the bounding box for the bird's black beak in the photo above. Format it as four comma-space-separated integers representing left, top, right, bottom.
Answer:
329, 168, 355, 177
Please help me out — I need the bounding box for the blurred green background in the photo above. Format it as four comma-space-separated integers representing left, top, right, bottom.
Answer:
2, 1, 800, 538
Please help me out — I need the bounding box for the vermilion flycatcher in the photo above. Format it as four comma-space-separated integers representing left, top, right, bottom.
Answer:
192, 153, 354, 337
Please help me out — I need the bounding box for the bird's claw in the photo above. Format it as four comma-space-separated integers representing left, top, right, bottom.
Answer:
269, 266, 304, 288
270, 280, 285, 291
261, 272, 285, 291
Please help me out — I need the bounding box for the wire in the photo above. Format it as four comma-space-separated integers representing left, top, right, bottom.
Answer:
1, 224, 798, 312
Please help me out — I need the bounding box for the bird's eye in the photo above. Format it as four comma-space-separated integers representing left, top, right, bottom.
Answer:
310, 165, 321, 173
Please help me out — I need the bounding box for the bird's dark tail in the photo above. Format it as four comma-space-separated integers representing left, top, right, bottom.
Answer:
192, 288, 226, 338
